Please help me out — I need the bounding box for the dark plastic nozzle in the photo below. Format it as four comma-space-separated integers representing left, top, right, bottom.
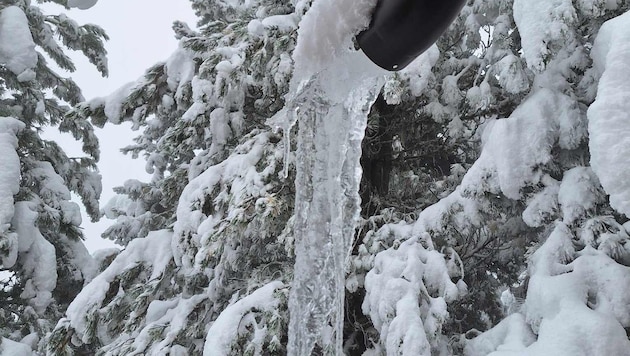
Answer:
357, 0, 467, 71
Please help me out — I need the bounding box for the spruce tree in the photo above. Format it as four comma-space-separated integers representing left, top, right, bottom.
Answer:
0, 0, 107, 353
49, 0, 299, 354
51, 0, 630, 354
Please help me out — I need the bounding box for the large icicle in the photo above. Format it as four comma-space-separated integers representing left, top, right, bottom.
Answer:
284, 0, 386, 353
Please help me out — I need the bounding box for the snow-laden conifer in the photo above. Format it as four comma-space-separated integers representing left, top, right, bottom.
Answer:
0, 0, 107, 353
53, 0, 630, 354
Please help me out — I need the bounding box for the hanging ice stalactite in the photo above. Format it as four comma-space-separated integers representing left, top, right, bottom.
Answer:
286, 51, 386, 354
281, 0, 395, 353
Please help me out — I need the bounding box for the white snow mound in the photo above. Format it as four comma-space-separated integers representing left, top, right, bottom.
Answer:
587, 10, 630, 217
0, 6, 37, 80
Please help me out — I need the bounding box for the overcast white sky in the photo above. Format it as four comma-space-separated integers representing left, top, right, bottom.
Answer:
42, 1, 197, 251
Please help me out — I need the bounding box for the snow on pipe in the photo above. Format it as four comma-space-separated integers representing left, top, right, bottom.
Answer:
357, 0, 467, 71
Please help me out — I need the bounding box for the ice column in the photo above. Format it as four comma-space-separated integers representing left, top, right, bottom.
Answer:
287, 52, 385, 355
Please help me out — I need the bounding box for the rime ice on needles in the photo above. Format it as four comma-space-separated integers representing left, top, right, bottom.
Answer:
285, 0, 386, 353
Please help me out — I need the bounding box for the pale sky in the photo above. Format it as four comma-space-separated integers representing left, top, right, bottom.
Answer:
42, 1, 197, 251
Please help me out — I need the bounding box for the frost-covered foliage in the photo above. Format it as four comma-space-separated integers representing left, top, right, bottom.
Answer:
52, 0, 630, 354
50, 0, 298, 354
459, 1, 630, 355
357, 0, 630, 354
0, 0, 107, 353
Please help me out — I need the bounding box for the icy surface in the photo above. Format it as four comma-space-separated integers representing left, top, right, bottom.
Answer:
587, 11, 630, 217
0, 6, 37, 80
203, 281, 284, 355
287, 57, 384, 354
286, 0, 387, 353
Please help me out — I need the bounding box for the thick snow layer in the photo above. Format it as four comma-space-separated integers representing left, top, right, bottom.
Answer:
101, 194, 133, 219
203, 281, 284, 355
464, 314, 535, 355
30, 162, 71, 201
261, 14, 299, 32
68, 0, 98, 10
522, 177, 560, 228
470, 248, 630, 355
13, 202, 57, 313
558, 167, 603, 224
523, 253, 630, 356
89, 82, 135, 124
0, 337, 32, 356
174, 132, 271, 270
66, 230, 173, 340
132, 294, 206, 354
462, 89, 582, 200
61, 234, 98, 284
513, 0, 577, 71
291, 0, 377, 80
363, 237, 462, 355
587, 11, 630, 217
0, 6, 37, 80
495, 54, 530, 94
0, 117, 24, 268
414, 187, 481, 235
165, 46, 196, 101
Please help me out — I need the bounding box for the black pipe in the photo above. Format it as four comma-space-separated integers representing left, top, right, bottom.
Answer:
357, 0, 467, 71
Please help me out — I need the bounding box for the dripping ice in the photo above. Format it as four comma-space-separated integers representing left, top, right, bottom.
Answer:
281, 0, 387, 353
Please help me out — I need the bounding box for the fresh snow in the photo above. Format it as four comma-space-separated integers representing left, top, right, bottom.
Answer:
12, 202, 57, 314
165, 46, 196, 101
174, 132, 272, 271
557, 167, 603, 224
513, 0, 577, 71
0, 6, 37, 81
363, 237, 462, 355
0, 117, 24, 268
463, 6, 630, 355
65, 230, 173, 341
461, 89, 583, 200
587, 10, 630, 217
468, 240, 630, 356
0, 337, 32, 356
464, 314, 536, 355
203, 281, 285, 355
